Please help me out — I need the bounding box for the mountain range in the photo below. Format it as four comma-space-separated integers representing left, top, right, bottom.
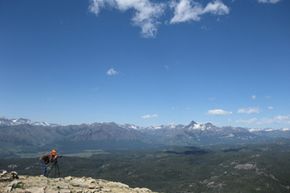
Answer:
1, 117, 290, 155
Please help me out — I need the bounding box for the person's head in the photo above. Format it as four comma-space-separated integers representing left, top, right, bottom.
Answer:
50, 149, 57, 157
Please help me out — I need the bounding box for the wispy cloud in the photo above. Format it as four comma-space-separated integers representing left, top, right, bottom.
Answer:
267, 106, 274, 110
208, 109, 232, 115
107, 68, 118, 76
257, 0, 281, 4
89, 0, 230, 37
141, 114, 158, 119
89, 0, 280, 37
170, 0, 230, 24
237, 107, 260, 114
251, 95, 257, 100
89, 0, 165, 37
236, 118, 258, 124
237, 115, 290, 125
273, 115, 290, 123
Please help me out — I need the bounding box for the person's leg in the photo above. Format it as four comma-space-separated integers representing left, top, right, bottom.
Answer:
44, 164, 47, 176
40, 161, 47, 176
55, 163, 60, 177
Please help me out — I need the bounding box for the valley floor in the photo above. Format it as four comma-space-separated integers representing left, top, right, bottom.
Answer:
1, 142, 290, 193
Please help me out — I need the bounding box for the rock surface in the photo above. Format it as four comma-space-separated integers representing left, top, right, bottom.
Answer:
0, 171, 157, 193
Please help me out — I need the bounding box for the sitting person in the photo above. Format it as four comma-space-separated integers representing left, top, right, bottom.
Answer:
39, 149, 58, 176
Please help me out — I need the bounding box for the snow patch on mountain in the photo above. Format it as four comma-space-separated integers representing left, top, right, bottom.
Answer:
189, 123, 206, 130
0, 117, 57, 127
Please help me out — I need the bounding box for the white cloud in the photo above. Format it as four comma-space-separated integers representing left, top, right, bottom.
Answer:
203, 1, 230, 15
237, 115, 290, 125
89, 0, 165, 37
238, 107, 260, 114
274, 115, 289, 122
236, 118, 258, 124
257, 0, 281, 4
88, 0, 282, 37
170, 0, 229, 24
141, 114, 158, 119
89, 0, 106, 14
267, 106, 274, 110
251, 95, 256, 100
208, 109, 232, 115
107, 68, 118, 76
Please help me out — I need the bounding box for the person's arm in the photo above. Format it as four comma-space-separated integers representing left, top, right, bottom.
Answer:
41, 155, 50, 164
50, 155, 58, 163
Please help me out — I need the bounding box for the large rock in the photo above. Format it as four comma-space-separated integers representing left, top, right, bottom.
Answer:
0, 171, 157, 193
0, 170, 19, 182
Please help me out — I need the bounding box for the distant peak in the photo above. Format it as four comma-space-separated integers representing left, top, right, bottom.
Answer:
0, 117, 57, 127
185, 121, 218, 131
189, 121, 198, 125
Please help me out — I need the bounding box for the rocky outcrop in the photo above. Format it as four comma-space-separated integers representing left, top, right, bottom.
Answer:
0, 171, 157, 193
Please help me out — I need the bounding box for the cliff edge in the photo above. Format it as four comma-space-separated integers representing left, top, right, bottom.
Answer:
0, 171, 157, 193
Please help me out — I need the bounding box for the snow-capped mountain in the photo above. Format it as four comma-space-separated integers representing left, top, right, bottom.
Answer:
184, 121, 203, 130
0, 118, 30, 126
0, 117, 57, 127
1, 116, 290, 154
119, 123, 143, 130
184, 121, 220, 131
1, 116, 288, 134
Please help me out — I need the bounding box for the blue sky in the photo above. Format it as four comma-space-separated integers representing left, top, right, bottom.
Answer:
0, 0, 290, 128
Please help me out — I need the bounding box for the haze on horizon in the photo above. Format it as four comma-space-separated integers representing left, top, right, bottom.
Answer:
0, 0, 289, 129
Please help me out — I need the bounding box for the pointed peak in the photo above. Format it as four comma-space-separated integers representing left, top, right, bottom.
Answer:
189, 121, 197, 125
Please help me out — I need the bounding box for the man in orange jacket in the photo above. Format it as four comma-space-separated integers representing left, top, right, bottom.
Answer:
40, 149, 58, 176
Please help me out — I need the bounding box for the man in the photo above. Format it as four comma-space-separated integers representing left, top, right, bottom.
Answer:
40, 149, 58, 176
